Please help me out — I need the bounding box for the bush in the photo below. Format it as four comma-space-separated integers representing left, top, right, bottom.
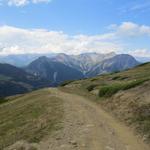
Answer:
90, 78, 98, 81
122, 79, 149, 90
112, 76, 120, 80
99, 78, 150, 97
0, 98, 8, 105
86, 84, 98, 91
99, 84, 123, 97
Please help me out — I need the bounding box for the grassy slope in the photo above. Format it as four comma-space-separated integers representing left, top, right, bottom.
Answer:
61, 62, 150, 142
0, 89, 63, 150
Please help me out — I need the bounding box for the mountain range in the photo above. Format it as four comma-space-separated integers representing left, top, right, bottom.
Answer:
0, 52, 140, 96
24, 53, 139, 86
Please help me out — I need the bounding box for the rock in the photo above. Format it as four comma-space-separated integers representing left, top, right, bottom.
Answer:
69, 140, 78, 147
142, 134, 148, 142
56, 137, 62, 140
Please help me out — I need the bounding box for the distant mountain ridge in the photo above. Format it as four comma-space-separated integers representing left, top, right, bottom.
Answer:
0, 53, 56, 67
25, 56, 84, 86
25, 53, 140, 86
87, 54, 140, 77
51, 52, 116, 75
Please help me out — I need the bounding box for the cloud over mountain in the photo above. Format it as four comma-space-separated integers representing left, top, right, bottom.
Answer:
111, 22, 150, 37
0, 22, 150, 56
0, 25, 121, 55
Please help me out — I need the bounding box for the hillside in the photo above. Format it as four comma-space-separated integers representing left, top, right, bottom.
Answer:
61, 62, 150, 142
0, 89, 63, 150
0, 63, 50, 97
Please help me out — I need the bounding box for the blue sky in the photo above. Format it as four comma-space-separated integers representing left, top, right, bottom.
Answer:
0, 0, 150, 58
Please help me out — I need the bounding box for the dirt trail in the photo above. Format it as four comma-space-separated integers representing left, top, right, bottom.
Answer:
39, 88, 149, 150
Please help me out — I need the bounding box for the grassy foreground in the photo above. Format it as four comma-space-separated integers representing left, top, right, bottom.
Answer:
0, 89, 63, 149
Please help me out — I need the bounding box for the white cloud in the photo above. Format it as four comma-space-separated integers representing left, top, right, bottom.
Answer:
0, 25, 122, 55
8, 0, 28, 6
128, 49, 150, 58
0, 22, 150, 56
111, 22, 150, 37
4, 0, 51, 6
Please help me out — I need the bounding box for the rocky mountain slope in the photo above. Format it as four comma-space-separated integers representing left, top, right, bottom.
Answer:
87, 54, 139, 77
25, 53, 139, 85
25, 56, 84, 86
51, 53, 139, 77
51, 52, 116, 75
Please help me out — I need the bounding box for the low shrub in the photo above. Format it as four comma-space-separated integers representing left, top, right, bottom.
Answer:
90, 78, 98, 81
86, 84, 98, 91
99, 78, 150, 97
0, 98, 8, 105
99, 84, 123, 97
112, 76, 120, 80
122, 79, 149, 90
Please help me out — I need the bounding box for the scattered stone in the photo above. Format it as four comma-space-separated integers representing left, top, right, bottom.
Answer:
142, 134, 148, 142
110, 130, 115, 135
69, 140, 78, 147
56, 137, 62, 140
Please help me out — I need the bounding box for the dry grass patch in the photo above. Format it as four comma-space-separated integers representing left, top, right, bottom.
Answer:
0, 89, 64, 149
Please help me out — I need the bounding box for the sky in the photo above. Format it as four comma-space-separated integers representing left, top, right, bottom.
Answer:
0, 0, 150, 58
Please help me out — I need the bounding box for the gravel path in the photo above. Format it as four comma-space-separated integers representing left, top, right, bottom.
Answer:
39, 88, 149, 150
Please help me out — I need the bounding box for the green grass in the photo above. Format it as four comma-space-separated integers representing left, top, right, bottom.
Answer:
99, 78, 150, 97
0, 89, 63, 149
99, 84, 123, 97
